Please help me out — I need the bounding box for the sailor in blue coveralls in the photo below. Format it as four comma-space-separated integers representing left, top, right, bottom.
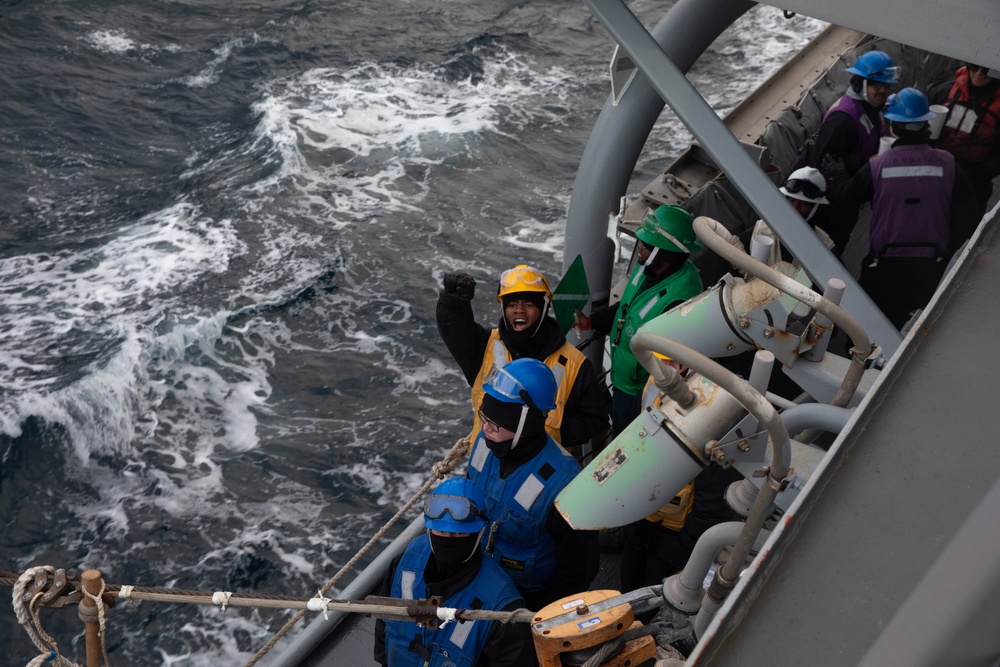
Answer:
467, 358, 597, 610
374, 477, 535, 667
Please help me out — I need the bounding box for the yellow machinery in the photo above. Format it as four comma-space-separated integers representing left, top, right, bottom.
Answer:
531, 589, 657, 666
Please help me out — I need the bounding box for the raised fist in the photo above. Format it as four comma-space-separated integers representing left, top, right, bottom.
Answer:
443, 272, 476, 301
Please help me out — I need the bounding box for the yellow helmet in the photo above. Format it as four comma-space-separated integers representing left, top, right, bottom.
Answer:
496, 264, 552, 303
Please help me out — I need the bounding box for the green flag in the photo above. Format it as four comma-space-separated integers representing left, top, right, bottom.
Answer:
551, 255, 591, 334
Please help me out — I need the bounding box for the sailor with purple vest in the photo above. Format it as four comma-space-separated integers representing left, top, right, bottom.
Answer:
812, 50, 899, 253
826, 88, 980, 330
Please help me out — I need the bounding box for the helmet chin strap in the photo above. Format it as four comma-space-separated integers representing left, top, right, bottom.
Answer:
464, 527, 486, 562
644, 247, 660, 267
530, 296, 550, 338
511, 405, 529, 449
804, 203, 818, 223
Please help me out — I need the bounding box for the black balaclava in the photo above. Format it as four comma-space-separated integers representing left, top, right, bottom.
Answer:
501, 291, 549, 347
643, 248, 688, 282
480, 393, 547, 459
428, 530, 483, 568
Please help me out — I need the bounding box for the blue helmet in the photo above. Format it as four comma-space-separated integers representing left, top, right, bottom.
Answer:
423, 477, 489, 533
845, 50, 900, 84
884, 88, 936, 123
483, 358, 557, 411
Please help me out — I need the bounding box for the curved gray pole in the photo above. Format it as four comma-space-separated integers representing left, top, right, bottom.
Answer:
567, 0, 902, 361
563, 0, 755, 300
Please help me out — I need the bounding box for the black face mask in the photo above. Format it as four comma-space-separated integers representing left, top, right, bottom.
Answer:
429, 532, 481, 567
485, 436, 515, 459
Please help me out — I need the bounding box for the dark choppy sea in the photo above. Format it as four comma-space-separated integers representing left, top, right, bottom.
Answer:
0, 1, 820, 663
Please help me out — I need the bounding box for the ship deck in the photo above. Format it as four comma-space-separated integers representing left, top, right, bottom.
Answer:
287, 195, 1000, 667
694, 199, 1000, 667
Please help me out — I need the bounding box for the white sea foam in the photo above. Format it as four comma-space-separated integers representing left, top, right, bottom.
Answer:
183, 37, 255, 88
83, 29, 140, 54
0, 203, 246, 449
245, 45, 583, 231
82, 28, 179, 56
4, 4, 825, 664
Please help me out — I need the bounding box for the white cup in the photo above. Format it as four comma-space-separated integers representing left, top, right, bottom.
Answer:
878, 136, 895, 155
928, 104, 949, 140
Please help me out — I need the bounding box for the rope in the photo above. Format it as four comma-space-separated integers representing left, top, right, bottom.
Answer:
12, 566, 81, 667
581, 637, 624, 667
6, 571, 533, 623
242, 435, 472, 667
580, 624, 661, 667
2, 438, 474, 666
79, 580, 112, 667
106, 582, 534, 623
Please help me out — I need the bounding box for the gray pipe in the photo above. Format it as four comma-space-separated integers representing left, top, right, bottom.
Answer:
663, 521, 773, 612
632, 333, 791, 476
564, 0, 754, 284
631, 332, 789, 613
779, 402, 855, 440
692, 216, 871, 410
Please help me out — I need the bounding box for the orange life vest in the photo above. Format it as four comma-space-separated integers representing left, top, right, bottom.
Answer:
937, 67, 1000, 163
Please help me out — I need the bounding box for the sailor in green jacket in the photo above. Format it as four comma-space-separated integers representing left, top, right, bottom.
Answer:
575, 204, 703, 436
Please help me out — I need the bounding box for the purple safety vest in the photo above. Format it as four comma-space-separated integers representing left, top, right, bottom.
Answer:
823, 95, 887, 160
870, 144, 955, 258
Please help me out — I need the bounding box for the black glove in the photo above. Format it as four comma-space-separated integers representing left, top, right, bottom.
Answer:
820, 153, 847, 179
443, 272, 476, 301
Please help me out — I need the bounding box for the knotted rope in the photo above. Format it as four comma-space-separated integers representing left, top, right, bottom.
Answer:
12, 566, 82, 667
242, 435, 471, 667
78, 578, 112, 667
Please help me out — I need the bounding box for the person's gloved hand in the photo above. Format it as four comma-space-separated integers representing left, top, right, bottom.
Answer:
820, 153, 847, 179
443, 273, 476, 301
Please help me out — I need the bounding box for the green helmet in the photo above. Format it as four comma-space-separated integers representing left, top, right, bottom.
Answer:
635, 205, 703, 254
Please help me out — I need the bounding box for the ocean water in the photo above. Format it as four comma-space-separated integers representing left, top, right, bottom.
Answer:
0, 1, 822, 663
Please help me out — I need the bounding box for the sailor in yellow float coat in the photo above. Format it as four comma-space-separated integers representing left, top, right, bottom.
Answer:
436, 264, 610, 455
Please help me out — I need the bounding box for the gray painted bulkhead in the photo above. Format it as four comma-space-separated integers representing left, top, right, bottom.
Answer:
758, 0, 1000, 73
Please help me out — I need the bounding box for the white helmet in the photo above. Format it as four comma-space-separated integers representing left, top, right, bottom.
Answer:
780, 167, 829, 205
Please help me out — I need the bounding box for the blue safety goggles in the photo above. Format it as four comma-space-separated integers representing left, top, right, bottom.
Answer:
483, 364, 541, 416
423, 494, 485, 523
483, 365, 526, 402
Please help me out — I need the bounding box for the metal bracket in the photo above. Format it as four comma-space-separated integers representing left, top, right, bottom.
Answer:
862, 344, 884, 370
363, 595, 444, 629
531, 587, 661, 632
19, 568, 78, 609
751, 465, 797, 491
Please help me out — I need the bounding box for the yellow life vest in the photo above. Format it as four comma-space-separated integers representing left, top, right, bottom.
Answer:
468, 329, 586, 444
645, 481, 696, 531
